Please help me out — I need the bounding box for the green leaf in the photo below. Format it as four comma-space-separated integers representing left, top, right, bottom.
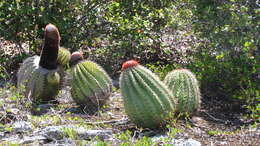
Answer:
216, 53, 224, 60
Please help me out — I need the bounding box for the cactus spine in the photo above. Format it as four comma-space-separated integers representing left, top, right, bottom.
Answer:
17, 24, 61, 102
70, 52, 112, 111
164, 69, 201, 114
119, 60, 175, 128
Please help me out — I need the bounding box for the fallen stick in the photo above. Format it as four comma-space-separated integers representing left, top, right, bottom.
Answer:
84, 118, 130, 126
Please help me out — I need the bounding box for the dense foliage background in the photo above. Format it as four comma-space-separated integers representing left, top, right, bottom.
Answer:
0, 0, 259, 119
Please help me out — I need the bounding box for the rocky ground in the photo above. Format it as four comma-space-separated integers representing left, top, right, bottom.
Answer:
0, 85, 259, 146
0, 39, 259, 145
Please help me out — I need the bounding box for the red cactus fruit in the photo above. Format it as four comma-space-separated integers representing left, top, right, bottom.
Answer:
122, 60, 139, 71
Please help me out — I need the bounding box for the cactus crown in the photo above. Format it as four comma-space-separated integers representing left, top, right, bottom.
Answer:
70, 51, 84, 66
39, 24, 60, 70
122, 60, 139, 71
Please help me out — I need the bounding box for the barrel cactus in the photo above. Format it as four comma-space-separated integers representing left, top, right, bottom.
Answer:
119, 60, 176, 128
56, 47, 71, 88
164, 69, 201, 114
57, 47, 71, 67
17, 24, 61, 102
70, 52, 113, 111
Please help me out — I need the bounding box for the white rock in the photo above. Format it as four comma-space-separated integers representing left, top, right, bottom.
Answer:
219, 141, 228, 145
1, 135, 20, 144
35, 125, 113, 141
152, 135, 201, 146
12, 121, 33, 133
151, 135, 168, 142
19, 135, 46, 145
173, 138, 201, 146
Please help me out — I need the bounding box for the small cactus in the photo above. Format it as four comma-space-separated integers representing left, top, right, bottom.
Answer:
164, 69, 201, 114
17, 24, 61, 102
119, 60, 176, 128
57, 47, 71, 67
57, 47, 71, 88
70, 52, 112, 111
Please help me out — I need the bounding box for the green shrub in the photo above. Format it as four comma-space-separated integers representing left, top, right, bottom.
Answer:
91, 0, 193, 76
187, 0, 260, 118
0, 0, 107, 52
0, 0, 194, 77
146, 62, 178, 80
144, 0, 259, 119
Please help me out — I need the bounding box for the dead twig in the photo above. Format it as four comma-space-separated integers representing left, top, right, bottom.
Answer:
202, 111, 231, 124
84, 117, 129, 126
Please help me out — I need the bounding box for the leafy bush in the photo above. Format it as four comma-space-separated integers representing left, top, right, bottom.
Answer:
0, 0, 110, 80
0, 0, 107, 52
187, 0, 260, 118
88, 0, 199, 76
92, 0, 178, 76
189, 47, 259, 100
1, 0, 193, 77
189, 46, 259, 120
138, 0, 259, 118
0, 42, 27, 81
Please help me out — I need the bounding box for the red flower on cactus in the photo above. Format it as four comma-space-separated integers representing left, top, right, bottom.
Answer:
122, 60, 139, 71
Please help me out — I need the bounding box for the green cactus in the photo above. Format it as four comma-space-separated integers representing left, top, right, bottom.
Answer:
70, 52, 112, 111
56, 47, 71, 88
119, 60, 176, 128
164, 69, 201, 114
17, 24, 61, 102
57, 47, 71, 67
